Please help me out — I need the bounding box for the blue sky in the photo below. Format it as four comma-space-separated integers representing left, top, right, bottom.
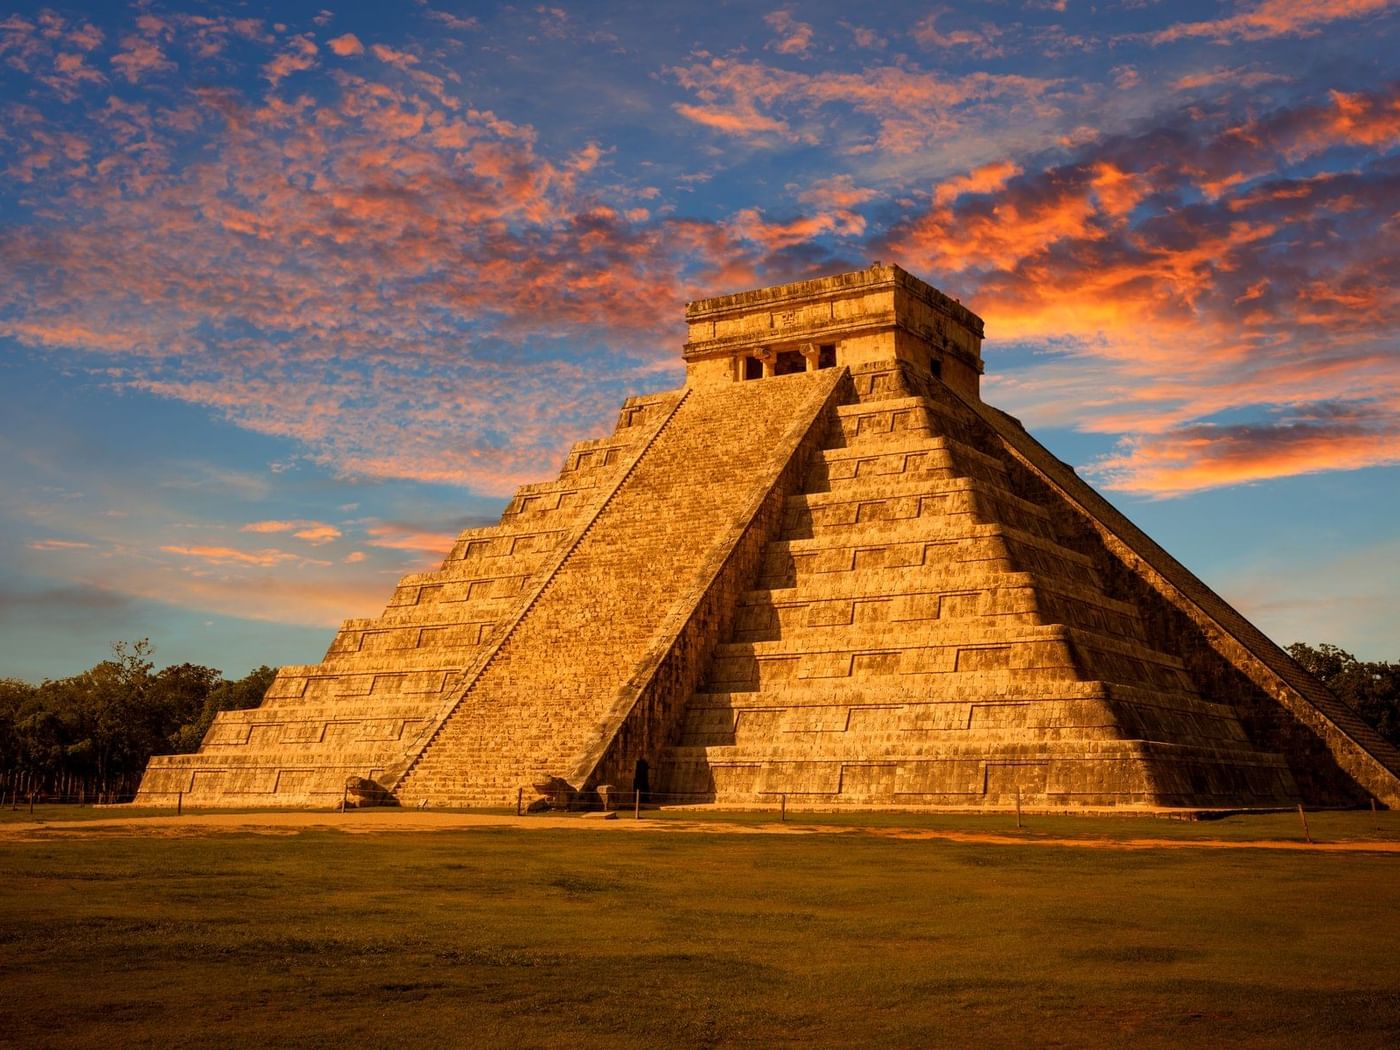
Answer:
1, 0, 1398, 680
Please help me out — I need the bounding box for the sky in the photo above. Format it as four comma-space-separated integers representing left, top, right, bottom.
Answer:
1, 0, 1398, 682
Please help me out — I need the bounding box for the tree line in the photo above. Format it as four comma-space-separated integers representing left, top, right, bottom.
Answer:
1286, 642, 1400, 749
0, 640, 273, 804
0, 639, 1396, 805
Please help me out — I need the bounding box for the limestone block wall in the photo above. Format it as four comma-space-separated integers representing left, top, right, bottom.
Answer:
134, 392, 682, 806
658, 363, 1298, 809
573, 368, 851, 795
949, 381, 1400, 807
134, 332, 1400, 813
391, 367, 847, 807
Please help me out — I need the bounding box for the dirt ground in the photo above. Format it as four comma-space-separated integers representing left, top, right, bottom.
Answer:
4, 807, 1399, 852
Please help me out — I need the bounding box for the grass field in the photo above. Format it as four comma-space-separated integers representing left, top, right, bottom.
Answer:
2, 812, 1399, 1048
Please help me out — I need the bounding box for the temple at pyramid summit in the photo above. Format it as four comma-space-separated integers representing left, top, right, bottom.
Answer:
137, 264, 1400, 812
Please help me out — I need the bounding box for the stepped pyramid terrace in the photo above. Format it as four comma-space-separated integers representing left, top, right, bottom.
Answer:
137, 264, 1400, 812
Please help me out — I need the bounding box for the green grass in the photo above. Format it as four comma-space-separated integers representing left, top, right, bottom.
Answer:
2, 821, 1400, 1048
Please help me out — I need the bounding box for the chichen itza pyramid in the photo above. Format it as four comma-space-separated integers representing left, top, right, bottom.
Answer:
137, 264, 1400, 811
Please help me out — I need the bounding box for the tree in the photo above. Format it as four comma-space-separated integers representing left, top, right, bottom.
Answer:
1288, 642, 1400, 748
169, 665, 276, 753
0, 641, 277, 800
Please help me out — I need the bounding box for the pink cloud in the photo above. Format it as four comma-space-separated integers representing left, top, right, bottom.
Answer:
161, 544, 304, 567
670, 53, 1060, 153
263, 33, 317, 86
240, 520, 341, 544
240, 520, 302, 534
365, 523, 460, 554
423, 10, 481, 32
110, 36, 175, 83
842, 23, 886, 50
0, 48, 765, 495
911, 9, 1004, 58
765, 10, 815, 56
1172, 67, 1293, 92
798, 174, 878, 210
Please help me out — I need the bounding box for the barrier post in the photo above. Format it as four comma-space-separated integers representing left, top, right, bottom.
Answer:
634, 791, 640, 820
1297, 803, 1312, 844
177, 791, 183, 816
780, 793, 786, 823
1373, 797, 1380, 833
1015, 786, 1023, 829
517, 787, 523, 816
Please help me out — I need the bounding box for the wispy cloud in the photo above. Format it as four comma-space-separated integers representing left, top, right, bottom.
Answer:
765, 10, 815, 56
0, 19, 759, 496
241, 519, 342, 544
1147, 0, 1397, 46
161, 544, 305, 567
28, 538, 94, 551
883, 82, 1400, 495
670, 53, 1061, 154
365, 522, 462, 555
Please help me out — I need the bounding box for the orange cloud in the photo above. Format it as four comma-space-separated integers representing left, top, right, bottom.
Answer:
327, 33, 364, 57
1089, 409, 1400, 497
240, 520, 342, 544
729, 205, 865, 252
365, 524, 460, 554
933, 160, 1021, 206
1317, 87, 1400, 149
240, 520, 300, 534
1147, 0, 1394, 45
293, 524, 342, 544
881, 82, 1400, 495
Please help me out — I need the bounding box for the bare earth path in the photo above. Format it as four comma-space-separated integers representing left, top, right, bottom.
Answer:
4, 808, 1399, 852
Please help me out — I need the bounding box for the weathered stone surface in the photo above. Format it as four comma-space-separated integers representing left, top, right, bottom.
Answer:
136, 263, 1400, 811
344, 776, 396, 808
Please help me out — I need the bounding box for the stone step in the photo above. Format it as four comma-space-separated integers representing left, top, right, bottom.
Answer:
394, 368, 845, 800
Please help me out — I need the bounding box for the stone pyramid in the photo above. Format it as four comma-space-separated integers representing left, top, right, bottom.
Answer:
137, 265, 1400, 811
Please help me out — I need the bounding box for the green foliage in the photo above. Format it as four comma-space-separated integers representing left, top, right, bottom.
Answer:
0, 641, 273, 797
168, 664, 277, 754
1287, 641, 1400, 747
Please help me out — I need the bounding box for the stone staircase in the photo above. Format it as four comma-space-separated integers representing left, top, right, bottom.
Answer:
390, 367, 846, 807
134, 392, 683, 806
657, 365, 1298, 809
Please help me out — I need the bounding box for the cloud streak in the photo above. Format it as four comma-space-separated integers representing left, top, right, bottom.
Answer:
883, 82, 1400, 495
0, 18, 766, 497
